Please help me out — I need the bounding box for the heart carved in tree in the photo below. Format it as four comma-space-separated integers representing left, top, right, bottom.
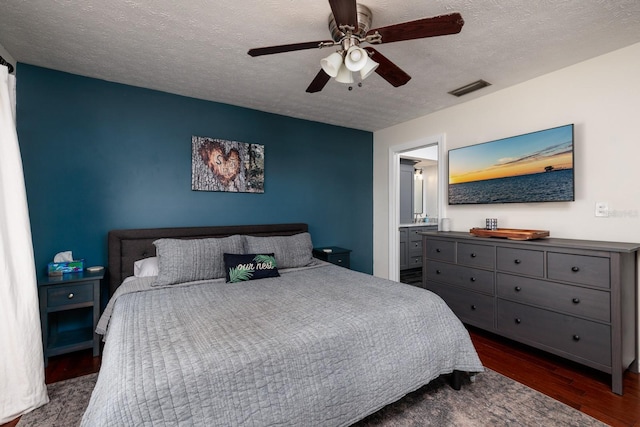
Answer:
199, 141, 241, 185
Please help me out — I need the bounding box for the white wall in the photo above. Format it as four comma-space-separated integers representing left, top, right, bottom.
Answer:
374, 41, 640, 279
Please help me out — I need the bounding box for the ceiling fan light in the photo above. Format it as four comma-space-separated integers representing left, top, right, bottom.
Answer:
360, 56, 379, 80
335, 64, 354, 84
344, 46, 368, 72
321, 52, 344, 78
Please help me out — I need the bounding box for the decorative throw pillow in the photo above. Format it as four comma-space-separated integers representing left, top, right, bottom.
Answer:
224, 253, 279, 283
244, 232, 313, 269
152, 235, 246, 286
133, 257, 159, 277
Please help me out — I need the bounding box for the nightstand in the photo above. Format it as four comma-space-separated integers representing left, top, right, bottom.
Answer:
38, 270, 103, 365
312, 246, 352, 269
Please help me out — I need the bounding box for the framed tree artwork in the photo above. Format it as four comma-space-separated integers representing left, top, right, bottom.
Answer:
191, 136, 265, 193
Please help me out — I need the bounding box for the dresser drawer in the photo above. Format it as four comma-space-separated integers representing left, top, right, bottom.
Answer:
425, 260, 494, 294
547, 252, 610, 288
424, 239, 455, 262
496, 273, 610, 322
407, 255, 422, 268
47, 283, 94, 308
457, 243, 495, 268
326, 253, 349, 267
426, 281, 495, 330
497, 300, 611, 367
496, 247, 544, 277
408, 227, 428, 242
408, 238, 423, 256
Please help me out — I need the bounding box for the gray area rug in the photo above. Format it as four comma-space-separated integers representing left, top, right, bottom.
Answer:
18, 369, 606, 426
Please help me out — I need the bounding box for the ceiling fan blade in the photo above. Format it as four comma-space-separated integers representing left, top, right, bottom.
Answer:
328, 0, 358, 29
306, 70, 331, 93
364, 47, 411, 87
248, 40, 332, 57
367, 13, 464, 44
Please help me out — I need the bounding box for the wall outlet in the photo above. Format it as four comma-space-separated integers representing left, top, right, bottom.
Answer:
595, 201, 609, 217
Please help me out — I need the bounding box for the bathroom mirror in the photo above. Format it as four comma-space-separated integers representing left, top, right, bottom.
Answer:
414, 171, 423, 214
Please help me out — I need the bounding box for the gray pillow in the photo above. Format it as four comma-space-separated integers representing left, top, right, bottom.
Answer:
152, 235, 246, 286
244, 232, 313, 269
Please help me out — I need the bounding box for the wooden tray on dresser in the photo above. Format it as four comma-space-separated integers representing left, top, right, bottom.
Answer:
469, 228, 550, 240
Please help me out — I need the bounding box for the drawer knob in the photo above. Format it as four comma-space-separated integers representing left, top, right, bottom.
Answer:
67, 293, 74, 299
471, 304, 477, 310
572, 334, 580, 341
436, 248, 441, 253
514, 259, 521, 264
572, 298, 580, 304
514, 286, 522, 292
337, 259, 342, 263
514, 318, 521, 324
436, 269, 441, 274
571, 266, 580, 272
470, 277, 476, 282
470, 253, 477, 258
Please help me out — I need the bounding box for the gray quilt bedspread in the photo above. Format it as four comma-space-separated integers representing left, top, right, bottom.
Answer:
81, 264, 483, 426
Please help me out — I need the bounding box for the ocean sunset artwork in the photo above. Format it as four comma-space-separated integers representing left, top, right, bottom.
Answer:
448, 124, 574, 204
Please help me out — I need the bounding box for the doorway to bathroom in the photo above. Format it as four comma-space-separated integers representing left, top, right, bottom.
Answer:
388, 134, 445, 283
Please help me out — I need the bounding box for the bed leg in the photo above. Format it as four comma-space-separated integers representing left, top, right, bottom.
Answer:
450, 370, 463, 390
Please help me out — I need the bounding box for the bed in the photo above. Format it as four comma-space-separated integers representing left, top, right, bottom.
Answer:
81, 223, 483, 426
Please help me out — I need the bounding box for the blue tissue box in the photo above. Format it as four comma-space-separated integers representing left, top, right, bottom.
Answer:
47, 259, 85, 275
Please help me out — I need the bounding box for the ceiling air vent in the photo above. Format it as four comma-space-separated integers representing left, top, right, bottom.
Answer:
448, 79, 491, 97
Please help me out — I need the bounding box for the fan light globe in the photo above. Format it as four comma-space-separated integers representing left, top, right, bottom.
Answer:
360, 56, 379, 80
344, 46, 368, 72
320, 52, 343, 78
335, 64, 354, 84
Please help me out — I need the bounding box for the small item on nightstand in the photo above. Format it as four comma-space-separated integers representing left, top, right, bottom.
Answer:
322, 248, 333, 253
48, 251, 85, 276
86, 266, 104, 273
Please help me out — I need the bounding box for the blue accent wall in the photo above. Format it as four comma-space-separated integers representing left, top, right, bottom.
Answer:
17, 64, 373, 277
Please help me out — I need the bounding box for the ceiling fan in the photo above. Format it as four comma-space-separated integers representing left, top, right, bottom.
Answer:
247, 0, 464, 93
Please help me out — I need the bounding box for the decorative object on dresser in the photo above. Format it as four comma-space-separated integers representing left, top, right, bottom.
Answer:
469, 227, 550, 240
421, 230, 639, 395
312, 246, 352, 268
38, 270, 103, 365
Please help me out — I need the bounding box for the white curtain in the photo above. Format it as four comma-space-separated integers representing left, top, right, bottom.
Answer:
0, 65, 49, 423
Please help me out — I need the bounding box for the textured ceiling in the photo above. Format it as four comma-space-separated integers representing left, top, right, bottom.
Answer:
1, 0, 639, 131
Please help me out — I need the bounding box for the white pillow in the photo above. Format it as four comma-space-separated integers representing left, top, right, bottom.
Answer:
134, 257, 159, 277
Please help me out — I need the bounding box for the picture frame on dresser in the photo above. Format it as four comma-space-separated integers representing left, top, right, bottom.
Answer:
420, 230, 639, 395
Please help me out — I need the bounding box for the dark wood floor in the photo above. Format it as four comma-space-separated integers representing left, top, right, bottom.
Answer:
470, 327, 640, 427
3, 328, 639, 427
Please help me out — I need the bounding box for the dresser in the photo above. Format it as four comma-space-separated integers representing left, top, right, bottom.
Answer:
420, 231, 639, 395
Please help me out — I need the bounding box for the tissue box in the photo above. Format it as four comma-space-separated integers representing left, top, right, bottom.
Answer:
47, 259, 85, 275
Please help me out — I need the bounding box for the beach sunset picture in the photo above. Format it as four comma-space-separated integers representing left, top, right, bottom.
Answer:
448, 124, 574, 204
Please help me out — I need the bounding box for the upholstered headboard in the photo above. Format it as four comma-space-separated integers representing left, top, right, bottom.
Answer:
107, 223, 308, 296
